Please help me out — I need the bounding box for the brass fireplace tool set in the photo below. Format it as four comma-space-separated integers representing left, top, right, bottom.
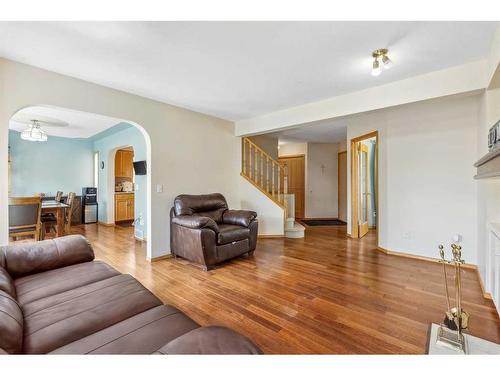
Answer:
436, 243, 470, 353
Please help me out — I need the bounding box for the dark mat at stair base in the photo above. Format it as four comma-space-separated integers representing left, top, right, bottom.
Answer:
301, 219, 346, 226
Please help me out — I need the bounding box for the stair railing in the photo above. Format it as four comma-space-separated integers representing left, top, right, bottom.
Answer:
241, 137, 288, 210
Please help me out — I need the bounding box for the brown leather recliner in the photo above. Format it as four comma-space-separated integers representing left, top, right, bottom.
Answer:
170, 193, 258, 271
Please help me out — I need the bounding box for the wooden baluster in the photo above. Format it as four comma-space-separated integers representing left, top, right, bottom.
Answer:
242, 139, 247, 176
277, 165, 281, 203
254, 147, 258, 182
249, 143, 252, 179
266, 156, 269, 193
284, 164, 288, 196
272, 163, 275, 197
260, 150, 264, 187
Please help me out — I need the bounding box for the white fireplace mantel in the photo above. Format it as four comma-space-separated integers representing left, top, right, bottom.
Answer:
475, 148, 500, 179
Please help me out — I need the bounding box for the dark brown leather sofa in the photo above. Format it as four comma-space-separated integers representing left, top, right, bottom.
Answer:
170, 194, 258, 271
0, 235, 261, 354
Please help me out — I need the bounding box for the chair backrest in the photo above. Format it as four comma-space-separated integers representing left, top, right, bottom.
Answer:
173, 193, 228, 223
8, 197, 42, 229
55, 191, 63, 202
65, 192, 76, 224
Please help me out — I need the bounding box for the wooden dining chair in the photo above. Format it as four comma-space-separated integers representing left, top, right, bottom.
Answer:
64, 192, 76, 234
41, 191, 63, 227
8, 197, 42, 241
55, 191, 64, 202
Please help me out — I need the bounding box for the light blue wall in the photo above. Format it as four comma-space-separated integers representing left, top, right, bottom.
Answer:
92, 123, 147, 238
8, 123, 147, 238
8, 130, 94, 196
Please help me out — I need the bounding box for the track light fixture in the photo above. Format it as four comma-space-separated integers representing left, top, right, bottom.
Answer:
371, 48, 393, 76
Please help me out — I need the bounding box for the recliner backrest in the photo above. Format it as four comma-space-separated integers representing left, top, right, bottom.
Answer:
173, 194, 228, 223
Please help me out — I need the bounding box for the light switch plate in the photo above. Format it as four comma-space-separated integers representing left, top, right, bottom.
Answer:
156, 184, 163, 193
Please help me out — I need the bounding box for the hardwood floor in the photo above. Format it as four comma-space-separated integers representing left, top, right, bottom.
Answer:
16, 223, 500, 354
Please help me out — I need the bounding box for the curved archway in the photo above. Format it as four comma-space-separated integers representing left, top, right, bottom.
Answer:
7, 104, 153, 259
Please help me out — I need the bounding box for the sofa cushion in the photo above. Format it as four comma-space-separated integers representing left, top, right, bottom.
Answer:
0, 290, 23, 354
50, 305, 199, 354
157, 326, 262, 354
22, 274, 162, 354
217, 224, 250, 245
14, 260, 120, 306
0, 266, 16, 299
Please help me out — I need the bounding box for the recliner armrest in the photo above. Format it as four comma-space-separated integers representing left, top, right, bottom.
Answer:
0, 235, 95, 278
222, 210, 257, 227
172, 215, 219, 232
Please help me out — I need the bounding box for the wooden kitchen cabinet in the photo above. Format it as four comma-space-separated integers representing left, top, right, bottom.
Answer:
115, 150, 134, 178
115, 193, 134, 221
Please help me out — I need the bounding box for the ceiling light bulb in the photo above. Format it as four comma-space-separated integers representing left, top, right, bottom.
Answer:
382, 54, 393, 69
371, 59, 381, 76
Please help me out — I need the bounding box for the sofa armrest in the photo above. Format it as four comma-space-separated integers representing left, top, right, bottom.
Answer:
0, 235, 95, 278
171, 215, 219, 232
222, 210, 257, 227
155, 326, 262, 354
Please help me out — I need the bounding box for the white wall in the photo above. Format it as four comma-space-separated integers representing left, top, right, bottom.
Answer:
306, 143, 339, 218
279, 142, 307, 157
347, 94, 480, 263
249, 135, 278, 160
238, 176, 285, 236
338, 141, 347, 153
0, 58, 239, 259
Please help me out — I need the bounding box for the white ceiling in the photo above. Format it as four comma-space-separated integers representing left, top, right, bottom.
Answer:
9, 106, 123, 138
274, 117, 348, 144
0, 22, 497, 121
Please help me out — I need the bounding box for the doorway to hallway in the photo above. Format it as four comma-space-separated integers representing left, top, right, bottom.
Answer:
350, 131, 378, 240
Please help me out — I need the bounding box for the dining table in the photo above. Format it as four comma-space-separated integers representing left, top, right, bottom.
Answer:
41, 200, 70, 237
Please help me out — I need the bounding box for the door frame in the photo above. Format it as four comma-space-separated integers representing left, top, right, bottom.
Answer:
108, 145, 135, 224
278, 154, 305, 219
337, 150, 347, 222
350, 131, 379, 243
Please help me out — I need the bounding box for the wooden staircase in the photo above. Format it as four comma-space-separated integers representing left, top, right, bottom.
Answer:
240, 137, 288, 211
240, 138, 305, 238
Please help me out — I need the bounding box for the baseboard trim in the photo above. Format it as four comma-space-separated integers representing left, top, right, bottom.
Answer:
301, 217, 339, 221
98, 221, 115, 227
376, 246, 493, 301
258, 234, 285, 238
147, 254, 173, 262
